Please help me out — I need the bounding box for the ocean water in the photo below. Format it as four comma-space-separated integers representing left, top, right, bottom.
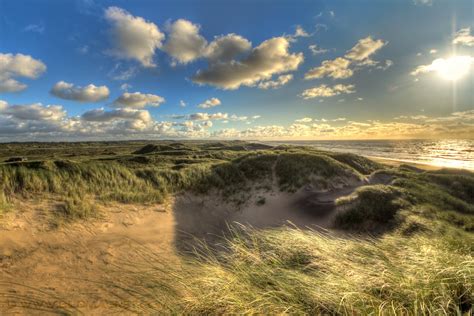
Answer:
266, 139, 474, 171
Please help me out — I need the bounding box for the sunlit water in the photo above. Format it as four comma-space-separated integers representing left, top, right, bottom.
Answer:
266, 139, 474, 171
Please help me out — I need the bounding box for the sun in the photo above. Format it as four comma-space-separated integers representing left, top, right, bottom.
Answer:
432, 56, 473, 81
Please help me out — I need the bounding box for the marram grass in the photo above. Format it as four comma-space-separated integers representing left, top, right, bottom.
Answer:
108, 226, 473, 315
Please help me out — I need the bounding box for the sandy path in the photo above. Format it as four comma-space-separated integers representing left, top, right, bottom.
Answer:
0, 200, 178, 314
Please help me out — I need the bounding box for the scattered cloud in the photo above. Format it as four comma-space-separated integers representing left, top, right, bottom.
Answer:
188, 112, 228, 121
179, 100, 187, 107
1, 102, 66, 121
305, 57, 352, 79
345, 36, 386, 62
23, 23, 45, 34
258, 74, 293, 89
0, 53, 46, 92
77, 45, 89, 54
429, 49, 437, 54
411, 56, 474, 79
108, 63, 138, 81
197, 97, 221, 109
453, 27, 474, 47
300, 84, 355, 99
413, 0, 433, 6
304, 36, 386, 80
164, 19, 207, 64
295, 117, 312, 123
193, 37, 304, 90
81, 107, 152, 130
294, 25, 310, 38
104, 6, 164, 67
50, 81, 110, 102
204, 34, 252, 62
377, 59, 393, 70
120, 83, 131, 91
112, 92, 165, 108
308, 44, 329, 55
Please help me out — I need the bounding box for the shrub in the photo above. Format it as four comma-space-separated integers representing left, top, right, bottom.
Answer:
335, 185, 406, 229
55, 195, 98, 221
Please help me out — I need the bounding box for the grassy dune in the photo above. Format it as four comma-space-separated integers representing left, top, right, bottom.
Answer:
0, 141, 473, 314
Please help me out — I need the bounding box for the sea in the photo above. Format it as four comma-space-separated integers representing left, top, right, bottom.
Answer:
265, 139, 474, 171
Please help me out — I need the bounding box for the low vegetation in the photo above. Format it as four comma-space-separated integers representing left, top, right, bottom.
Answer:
0, 141, 473, 314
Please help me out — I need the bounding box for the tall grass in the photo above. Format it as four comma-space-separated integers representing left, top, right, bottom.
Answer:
106, 226, 473, 314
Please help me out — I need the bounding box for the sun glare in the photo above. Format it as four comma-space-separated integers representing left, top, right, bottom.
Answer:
432, 55, 473, 81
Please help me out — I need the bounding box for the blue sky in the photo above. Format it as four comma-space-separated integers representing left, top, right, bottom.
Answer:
0, 0, 473, 140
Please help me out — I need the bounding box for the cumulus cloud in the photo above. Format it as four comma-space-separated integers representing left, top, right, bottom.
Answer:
300, 84, 355, 99
295, 117, 312, 123
0, 53, 46, 92
453, 27, 474, 47
162, 18, 251, 65
193, 37, 304, 89
112, 92, 165, 108
258, 74, 293, 89
304, 57, 352, 79
411, 56, 474, 78
204, 34, 252, 62
197, 97, 221, 109
105, 6, 164, 67
304, 36, 385, 80
164, 19, 208, 64
81, 107, 152, 130
188, 112, 228, 121
50, 81, 110, 102
0, 102, 66, 121
345, 36, 386, 61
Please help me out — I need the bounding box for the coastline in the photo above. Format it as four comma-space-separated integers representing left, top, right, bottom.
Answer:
368, 156, 446, 171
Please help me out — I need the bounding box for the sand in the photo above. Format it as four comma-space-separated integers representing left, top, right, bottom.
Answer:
0, 174, 388, 313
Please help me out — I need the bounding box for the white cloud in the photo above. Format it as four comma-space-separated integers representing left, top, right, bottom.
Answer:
300, 84, 355, 99
411, 56, 474, 79
377, 59, 393, 70
112, 92, 165, 108
258, 74, 293, 89
179, 100, 187, 107
193, 37, 304, 90
295, 117, 312, 123
304, 36, 386, 80
0, 100, 7, 111
204, 34, 252, 62
0, 102, 66, 121
345, 36, 386, 62
164, 19, 208, 64
291, 25, 310, 39
108, 63, 138, 81
0, 53, 46, 92
413, 0, 433, 6
308, 44, 328, 55
81, 107, 152, 130
197, 97, 221, 109
305, 57, 352, 79
24, 23, 45, 34
453, 27, 474, 47
50, 81, 110, 102
188, 112, 228, 121
120, 83, 131, 91
104, 6, 164, 67
429, 49, 437, 54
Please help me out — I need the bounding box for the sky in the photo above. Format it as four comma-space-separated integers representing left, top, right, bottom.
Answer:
0, 0, 473, 141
